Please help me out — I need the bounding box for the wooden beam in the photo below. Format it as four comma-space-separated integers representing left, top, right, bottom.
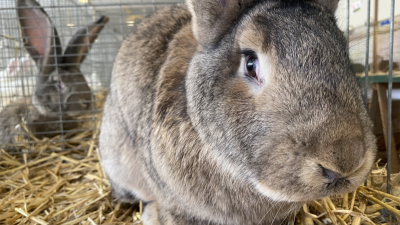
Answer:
376, 83, 400, 173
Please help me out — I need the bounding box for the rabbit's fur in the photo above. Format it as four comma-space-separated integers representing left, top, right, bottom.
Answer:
99, 0, 377, 224
0, 0, 108, 148
379, 59, 399, 72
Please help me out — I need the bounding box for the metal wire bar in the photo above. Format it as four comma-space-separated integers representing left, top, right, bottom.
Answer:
0, 0, 183, 154
387, 0, 396, 194
364, 0, 371, 100
346, 0, 350, 53
363, 0, 372, 188
2, 2, 184, 10
55, 0, 66, 153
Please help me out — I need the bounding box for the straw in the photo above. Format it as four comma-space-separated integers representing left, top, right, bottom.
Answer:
1, 91, 399, 224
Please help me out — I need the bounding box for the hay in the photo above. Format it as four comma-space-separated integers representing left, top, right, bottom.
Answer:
0, 149, 142, 224
292, 162, 400, 225
0, 91, 399, 224
0, 91, 142, 224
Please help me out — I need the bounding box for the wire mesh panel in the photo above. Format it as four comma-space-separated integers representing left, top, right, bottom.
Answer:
0, 0, 184, 154
346, 1, 400, 172
346, 0, 399, 224
349, 15, 400, 71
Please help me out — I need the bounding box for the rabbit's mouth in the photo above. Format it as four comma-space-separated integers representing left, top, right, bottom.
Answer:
252, 177, 349, 203
251, 150, 374, 202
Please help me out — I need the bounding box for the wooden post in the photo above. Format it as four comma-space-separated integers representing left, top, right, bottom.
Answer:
376, 83, 400, 173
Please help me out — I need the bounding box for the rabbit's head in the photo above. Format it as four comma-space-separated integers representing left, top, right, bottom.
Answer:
186, 0, 376, 202
17, 0, 109, 117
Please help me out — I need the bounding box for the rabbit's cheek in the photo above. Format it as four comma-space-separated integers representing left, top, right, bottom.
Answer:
63, 92, 73, 106
249, 132, 372, 202
31, 95, 46, 115
251, 165, 332, 202
252, 180, 294, 202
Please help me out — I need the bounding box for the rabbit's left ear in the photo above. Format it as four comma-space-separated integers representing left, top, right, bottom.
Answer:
186, 0, 258, 49
61, 16, 109, 70
17, 0, 63, 75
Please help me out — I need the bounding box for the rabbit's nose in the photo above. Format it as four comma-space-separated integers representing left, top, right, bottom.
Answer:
321, 166, 343, 184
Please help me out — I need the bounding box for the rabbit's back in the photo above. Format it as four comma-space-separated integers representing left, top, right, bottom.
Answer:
110, 6, 192, 108
99, 6, 195, 201
0, 99, 28, 147
100, 7, 295, 223
104, 6, 194, 144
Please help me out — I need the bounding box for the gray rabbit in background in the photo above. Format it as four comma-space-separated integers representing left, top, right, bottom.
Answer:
99, 0, 377, 224
0, 0, 108, 148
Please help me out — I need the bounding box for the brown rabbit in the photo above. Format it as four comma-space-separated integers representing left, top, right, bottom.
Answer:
99, 0, 376, 224
0, 0, 108, 149
378, 59, 399, 72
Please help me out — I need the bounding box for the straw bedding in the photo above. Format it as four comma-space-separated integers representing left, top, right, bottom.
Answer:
0, 92, 399, 224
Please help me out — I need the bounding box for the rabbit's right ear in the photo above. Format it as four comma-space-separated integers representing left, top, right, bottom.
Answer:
186, 0, 259, 49
61, 15, 109, 70
17, 0, 63, 76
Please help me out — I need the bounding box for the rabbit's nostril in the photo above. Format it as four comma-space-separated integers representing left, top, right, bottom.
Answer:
321, 166, 343, 184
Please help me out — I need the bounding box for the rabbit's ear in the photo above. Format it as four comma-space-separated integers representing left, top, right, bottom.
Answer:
17, 0, 63, 75
186, 0, 258, 49
7, 58, 19, 75
61, 16, 109, 70
313, 0, 339, 14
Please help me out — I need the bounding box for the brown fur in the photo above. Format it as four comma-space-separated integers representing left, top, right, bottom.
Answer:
379, 59, 399, 72
99, 1, 376, 224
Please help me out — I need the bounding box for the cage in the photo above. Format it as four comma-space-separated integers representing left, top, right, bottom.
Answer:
0, 0, 400, 224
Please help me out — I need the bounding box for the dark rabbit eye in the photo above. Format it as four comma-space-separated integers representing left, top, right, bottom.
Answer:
55, 80, 65, 90
245, 56, 259, 79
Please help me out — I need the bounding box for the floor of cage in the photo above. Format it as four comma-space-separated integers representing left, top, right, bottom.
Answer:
0, 91, 144, 224
1, 93, 400, 224
2, 149, 400, 224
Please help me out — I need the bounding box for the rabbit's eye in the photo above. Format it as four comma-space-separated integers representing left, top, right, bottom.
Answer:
55, 80, 65, 91
246, 56, 259, 79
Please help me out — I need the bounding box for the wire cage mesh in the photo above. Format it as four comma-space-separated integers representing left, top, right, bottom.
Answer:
1, 0, 400, 224
0, 0, 184, 153
349, 15, 400, 72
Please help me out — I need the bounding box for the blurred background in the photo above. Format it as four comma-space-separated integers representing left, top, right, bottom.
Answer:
0, 0, 397, 107
336, 0, 400, 71
0, 0, 185, 110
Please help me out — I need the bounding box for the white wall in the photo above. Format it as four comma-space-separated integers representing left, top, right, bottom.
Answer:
336, 0, 400, 31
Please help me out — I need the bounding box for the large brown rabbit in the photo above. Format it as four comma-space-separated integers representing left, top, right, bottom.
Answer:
99, 0, 377, 224
0, 0, 108, 148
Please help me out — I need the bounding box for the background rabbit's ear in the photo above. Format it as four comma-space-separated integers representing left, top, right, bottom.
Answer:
6, 58, 20, 75
312, 0, 339, 14
61, 16, 109, 70
17, 0, 63, 75
186, 0, 258, 49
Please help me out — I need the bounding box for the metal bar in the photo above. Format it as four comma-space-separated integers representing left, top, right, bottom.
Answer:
1, 2, 185, 10
364, 0, 371, 187
55, 0, 66, 153
364, 0, 371, 101
346, 0, 350, 53
15, 0, 33, 157
387, 0, 396, 194
372, 0, 378, 73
